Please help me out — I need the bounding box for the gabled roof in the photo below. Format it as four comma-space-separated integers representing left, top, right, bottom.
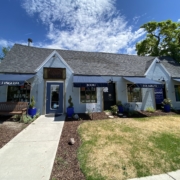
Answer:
1, 44, 178, 77
158, 57, 180, 78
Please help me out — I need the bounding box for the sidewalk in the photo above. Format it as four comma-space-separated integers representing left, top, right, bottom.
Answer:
129, 170, 180, 180
0, 115, 65, 180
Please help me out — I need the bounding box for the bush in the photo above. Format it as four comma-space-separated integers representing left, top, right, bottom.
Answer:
145, 107, 155, 113
162, 98, 172, 107
111, 105, 118, 114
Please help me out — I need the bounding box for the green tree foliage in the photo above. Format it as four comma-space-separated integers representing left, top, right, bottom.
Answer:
0, 46, 11, 60
136, 20, 180, 62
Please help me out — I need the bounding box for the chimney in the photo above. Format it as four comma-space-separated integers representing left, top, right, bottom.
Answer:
28, 38, 33, 46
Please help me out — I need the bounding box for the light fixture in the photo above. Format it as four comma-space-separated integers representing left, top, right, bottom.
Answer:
108, 77, 113, 84
158, 77, 165, 82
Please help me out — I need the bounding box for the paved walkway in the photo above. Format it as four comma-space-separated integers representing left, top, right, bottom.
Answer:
0, 115, 65, 180
129, 170, 180, 180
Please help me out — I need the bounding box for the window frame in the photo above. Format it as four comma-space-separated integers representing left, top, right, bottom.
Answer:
127, 84, 142, 103
174, 85, 180, 102
79, 86, 97, 103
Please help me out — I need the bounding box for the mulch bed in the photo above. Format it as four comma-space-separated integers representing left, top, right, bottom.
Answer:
0, 116, 28, 149
50, 110, 180, 180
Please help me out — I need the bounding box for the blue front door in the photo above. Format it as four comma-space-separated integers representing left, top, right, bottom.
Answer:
46, 82, 63, 114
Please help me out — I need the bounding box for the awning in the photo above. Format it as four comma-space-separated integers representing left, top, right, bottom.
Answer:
0, 74, 35, 86
173, 78, 180, 83
123, 77, 163, 88
73, 76, 108, 87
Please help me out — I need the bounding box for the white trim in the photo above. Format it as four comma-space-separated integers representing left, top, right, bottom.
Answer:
144, 58, 158, 76
159, 63, 171, 77
45, 81, 64, 114
35, 50, 74, 73
144, 57, 171, 77
55, 51, 74, 73
35, 51, 56, 72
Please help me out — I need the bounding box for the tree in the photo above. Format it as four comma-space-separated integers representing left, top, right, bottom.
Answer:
0, 46, 11, 60
136, 20, 180, 62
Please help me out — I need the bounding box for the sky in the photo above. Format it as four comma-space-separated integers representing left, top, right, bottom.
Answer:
0, 0, 180, 55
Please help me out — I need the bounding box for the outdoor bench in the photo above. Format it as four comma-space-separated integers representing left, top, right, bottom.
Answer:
0, 102, 29, 120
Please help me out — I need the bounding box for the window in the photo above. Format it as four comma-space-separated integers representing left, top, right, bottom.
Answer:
7, 83, 31, 102
80, 87, 97, 103
174, 85, 180, 101
127, 84, 142, 102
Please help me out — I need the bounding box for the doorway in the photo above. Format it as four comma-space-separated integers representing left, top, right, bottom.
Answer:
154, 85, 166, 109
46, 82, 63, 114
103, 83, 116, 110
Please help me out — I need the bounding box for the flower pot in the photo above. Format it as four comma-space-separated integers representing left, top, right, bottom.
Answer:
28, 108, 37, 117
67, 107, 74, 118
164, 104, 170, 112
118, 105, 123, 113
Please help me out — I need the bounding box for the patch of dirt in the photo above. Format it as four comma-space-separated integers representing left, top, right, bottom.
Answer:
0, 116, 28, 149
50, 110, 180, 180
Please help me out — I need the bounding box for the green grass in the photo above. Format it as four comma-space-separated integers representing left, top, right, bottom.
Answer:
78, 116, 180, 180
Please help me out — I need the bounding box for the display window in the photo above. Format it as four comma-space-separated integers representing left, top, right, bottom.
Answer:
80, 87, 97, 103
174, 85, 180, 101
127, 84, 142, 102
7, 83, 31, 102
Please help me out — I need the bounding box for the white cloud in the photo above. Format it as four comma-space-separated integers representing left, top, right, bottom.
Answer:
178, 19, 180, 22
22, 0, 145, 54
0, 39, 14, 48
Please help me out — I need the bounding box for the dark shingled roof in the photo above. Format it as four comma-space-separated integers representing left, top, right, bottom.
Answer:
158, 57, 180, 78
1, 44, 179, 77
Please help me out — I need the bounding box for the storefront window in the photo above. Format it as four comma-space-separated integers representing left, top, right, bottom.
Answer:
80, 87, 97, 103
7, 83, 31, 102
127, 84, 142, 102
174, 85, 180, 101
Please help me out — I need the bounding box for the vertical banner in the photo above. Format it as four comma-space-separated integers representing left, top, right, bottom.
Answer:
154, 88, 164, 104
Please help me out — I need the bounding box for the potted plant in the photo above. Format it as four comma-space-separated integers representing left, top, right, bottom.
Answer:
117, 100, 123, 113
162, 98, 172, 112
67, 95, 74, 118
28, 96, 37, 117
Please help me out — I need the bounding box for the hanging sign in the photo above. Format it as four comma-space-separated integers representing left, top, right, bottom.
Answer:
43, 68, 66, 79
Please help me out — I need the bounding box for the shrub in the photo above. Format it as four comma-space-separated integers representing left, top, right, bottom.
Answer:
116, 101, 122, 106
145, 107, 155, 113
29, 96, 36, 108
68, 95, 73, 107
162, 98, 172, 107
111, 105, 118, 114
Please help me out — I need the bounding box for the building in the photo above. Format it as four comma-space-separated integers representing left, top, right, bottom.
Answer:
0, 44, 180, 115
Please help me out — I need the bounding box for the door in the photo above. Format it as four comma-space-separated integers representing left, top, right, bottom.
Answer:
46, 82, 63, 114
103, 83, 116, 110
154, 86, 166, 109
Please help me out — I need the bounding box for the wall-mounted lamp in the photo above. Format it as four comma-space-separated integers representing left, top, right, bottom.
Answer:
108, 77, 113, 84
158, 77, 165, 82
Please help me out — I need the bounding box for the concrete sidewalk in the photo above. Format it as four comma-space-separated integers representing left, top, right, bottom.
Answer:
0, 115, 65, 180
129, 170, 180, 180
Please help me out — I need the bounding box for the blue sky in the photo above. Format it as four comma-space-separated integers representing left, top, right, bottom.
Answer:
0, 0, 180, 54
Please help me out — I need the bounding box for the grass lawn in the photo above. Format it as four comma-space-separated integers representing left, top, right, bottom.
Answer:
78, 116, 180, 180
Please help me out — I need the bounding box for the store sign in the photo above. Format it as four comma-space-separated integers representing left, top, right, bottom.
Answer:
86, 84, 96, 87
0, 81, 22, 85
154, 88, 164, 104
43, 68, 66, 79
